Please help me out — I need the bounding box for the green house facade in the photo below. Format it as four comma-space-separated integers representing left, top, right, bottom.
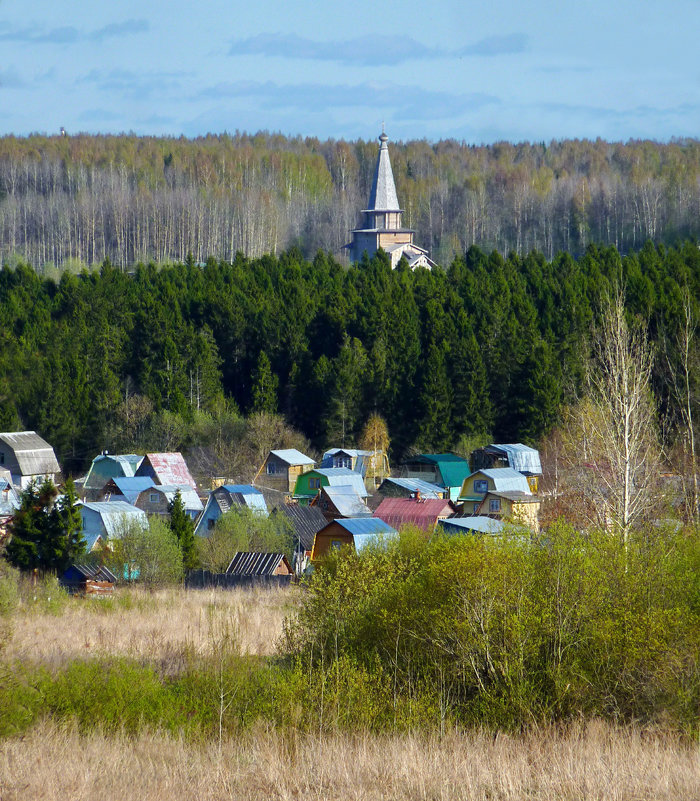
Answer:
293, 467, 368, 505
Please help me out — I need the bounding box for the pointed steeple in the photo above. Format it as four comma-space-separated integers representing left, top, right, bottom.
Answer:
366, 129, 400, 212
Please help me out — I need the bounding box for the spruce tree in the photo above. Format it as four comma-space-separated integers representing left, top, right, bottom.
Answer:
169, 489, 197, 572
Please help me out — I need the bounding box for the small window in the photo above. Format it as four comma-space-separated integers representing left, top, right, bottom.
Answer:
207, 518, 215, 530
266, 462, 277, 475
335, 456, 351, 469
474, 480, 488, 493
309, 478, 321, 489
331, 540, 342, 550
489, 498, 501, 513
149, 493, 160, 503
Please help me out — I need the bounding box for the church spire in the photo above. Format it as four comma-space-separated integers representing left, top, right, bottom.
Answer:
366, 129, 400, 212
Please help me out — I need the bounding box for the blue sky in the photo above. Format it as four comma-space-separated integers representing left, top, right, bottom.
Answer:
2, 0, 699, 143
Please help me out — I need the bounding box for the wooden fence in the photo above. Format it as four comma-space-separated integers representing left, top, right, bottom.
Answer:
185, 569, 293, 590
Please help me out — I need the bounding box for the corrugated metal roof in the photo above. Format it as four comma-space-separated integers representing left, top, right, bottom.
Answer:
273, 503, 327, 551
488, 444, 542, 475
323, 448, 372, 459
225, 552, 290, 576
0, 431, 60, 476
84, 454, 143, 489
408, 453, 472, 489
64, 564, 118, 582
333, 517, 398, 537
109, 476, 156, 503
215, 485, 268, 516
379, 477, 446, 498
475, 469, 531, 494
373, 497, 454, 532
270, 449, 314, 465
322, 486, 372, 517
487, 490, 539, 503
313, 468, 368, 496
80, 501, 148, 538
138, 453, 196, 489
439, 517, 505, 535
146, 485, 204, 512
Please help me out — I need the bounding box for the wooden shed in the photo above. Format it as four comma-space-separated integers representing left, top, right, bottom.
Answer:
254, 449, 315, 494
311, 517, 397, 561
61, 564, 117, 597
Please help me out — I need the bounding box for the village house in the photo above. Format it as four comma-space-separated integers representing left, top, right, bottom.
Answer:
79, 501, 148, 543
373, 495, 456, 534
293, 467, 368, 504
470, 443, 542, 492
0, 431, 60, 489
135, 452, 197, 490
320, 447, 390, 489
458, 468, 540, 531
346, 129, 435, 270
311, 517, 398, 561
271, 502, 327, 574
133, 484, 203, 519
101, 476, 155, 504
0, 477, 20, 541
194, 484, 268, 536
401, 453, 472, 501
83, 453, 143, 498
377, 476, 447, 500
254, 448, 315, 494
312, 484, 372, 521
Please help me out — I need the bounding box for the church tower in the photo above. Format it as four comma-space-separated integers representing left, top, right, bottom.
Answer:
348, 129, 434, 269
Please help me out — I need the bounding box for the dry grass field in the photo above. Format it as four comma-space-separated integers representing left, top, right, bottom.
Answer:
0, 719, 698, 801
4, 585, 299, 668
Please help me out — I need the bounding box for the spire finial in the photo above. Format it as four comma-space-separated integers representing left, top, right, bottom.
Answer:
379, 122, 388, 145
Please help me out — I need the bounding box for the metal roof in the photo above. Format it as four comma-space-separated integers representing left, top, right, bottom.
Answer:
137, 453, 196, 489
312, 468, 368, 496
108, 476, 156, 503
80, 501, 148, 538
225, 552, 290, 576
322, 486, 372, 517
407, 453, 472, 488
472, 468, 532, 495
222, 484, 263, 495
379, 477, 445, 498
322, 448, 372, 459
487, 490, 539, 503
0, 431, 60, 476
0, 478, 20, 515
439, 517, 505, 535
144, 485, 204, 512
373, 497, 454, 532
84, 454, 143, 489
64, 564, 118, 582
269, 449, 314, 465
366, 131, 401, 212
273, 503, 327, 551
215, 485, 268, 515
333, 517, 398, 537
487, 444, 542, 475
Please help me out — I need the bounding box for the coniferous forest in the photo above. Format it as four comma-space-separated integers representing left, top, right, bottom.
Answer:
0, 133, 699, 269
0, 240, 697, 477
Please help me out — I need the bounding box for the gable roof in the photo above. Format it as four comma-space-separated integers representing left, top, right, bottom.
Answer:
373, 497, 455, 532
378, 477, 446, 498
321, 485, 372, 517
485, 444, 542, 475
215, 484, 268, 515
273, 503, 327, 551
225, 552, 291, 576
311, 468, 368, 496
107, 476, 156, 503
439, 516, 505, 536
0, 478, 20, 516
142, 485, 204, 512
269, 449, 314, 465
0, 431, 60, 476
84, 454, 143, 489
62, 564, 118, 582
332, 517, 398, 552
406, 453, 471, 488
79, 501, 148, 537
137, 453, 196, 489
469, 468, 532, 495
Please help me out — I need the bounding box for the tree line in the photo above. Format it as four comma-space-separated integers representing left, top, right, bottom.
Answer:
0, 241, 696, 480
0, 133, 698, 269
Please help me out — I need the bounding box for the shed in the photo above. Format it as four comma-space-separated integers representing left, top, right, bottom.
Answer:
311, 517, 398, 561
61, 564, 118, 596
372, 496, 455, 533
313, 485, 372, 521
135, 452, 197, 490
194, 484, 268, 536
225, 552, 292, 577
377, 476, 447, 499
134, 484, 203, 519
84, 454, 143, 493
79, 501, 149, 542
272, 503, 327, 554
293, 467, 368, 504
0, 431, 60, 489
254, 448, 315, 493
400, 453, 471, 501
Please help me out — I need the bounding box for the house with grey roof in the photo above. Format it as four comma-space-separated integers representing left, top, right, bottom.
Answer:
254, 448, 315, 494
313, 485, 372, 521
194, 484, 268, 537
0, 431, 61, 489
79, 501, 148, 543
346, 129, 436, 270
470, 444, 542, 492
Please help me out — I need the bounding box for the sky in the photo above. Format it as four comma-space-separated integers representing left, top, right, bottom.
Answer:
1, 0, 699, 144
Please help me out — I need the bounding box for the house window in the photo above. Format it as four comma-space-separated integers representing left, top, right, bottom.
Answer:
309, 478, 321, 489
331, 540, 342, 550
474, 480, 488, 493
149, 493, 160, 503
207, 518, 215, 530
473, 503, 480, 514
335, 456, 352, 469
267, 462, 277, 474
489, 498, 501, 513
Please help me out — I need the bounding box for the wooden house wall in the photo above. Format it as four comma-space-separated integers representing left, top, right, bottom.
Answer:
311, 522, 354, 560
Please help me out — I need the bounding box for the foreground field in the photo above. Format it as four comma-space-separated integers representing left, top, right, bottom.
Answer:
1, 720, 698, 801
4, 585, 297, 668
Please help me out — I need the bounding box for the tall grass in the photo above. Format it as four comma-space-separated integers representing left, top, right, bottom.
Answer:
0, 719, 697, 801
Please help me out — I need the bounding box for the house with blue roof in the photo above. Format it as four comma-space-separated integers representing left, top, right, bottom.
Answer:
313, 484, 372, 521
293, 467, 368, 504
311, 516, 398, 560
458, 468, 541, 531
194, 484, 268, 537
79, 501, 148, 543
102, 476, 156, 504
470, 444, 542, 492
377, 476, 447, 500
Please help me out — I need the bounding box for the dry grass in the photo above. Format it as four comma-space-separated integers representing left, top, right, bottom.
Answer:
4, 586, 298, 669
0, 719, 698, 800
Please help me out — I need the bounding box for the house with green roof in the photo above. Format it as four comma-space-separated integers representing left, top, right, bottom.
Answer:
293, 467, 368, 505
400, 453, 472, 501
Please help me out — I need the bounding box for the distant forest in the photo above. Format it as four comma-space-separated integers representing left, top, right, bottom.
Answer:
0, 242, 697, 477
0, 133, 698, 269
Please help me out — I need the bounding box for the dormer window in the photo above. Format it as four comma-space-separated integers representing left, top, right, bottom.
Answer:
474, 480, 488, 494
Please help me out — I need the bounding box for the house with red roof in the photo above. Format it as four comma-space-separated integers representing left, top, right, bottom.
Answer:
135, 452, 197, 490
372, 496, 456, 534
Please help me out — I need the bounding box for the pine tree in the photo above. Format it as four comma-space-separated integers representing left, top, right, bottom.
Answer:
169, 489, 197, 572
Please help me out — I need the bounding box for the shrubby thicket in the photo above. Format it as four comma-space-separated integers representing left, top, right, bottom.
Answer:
0, 241, 697, 477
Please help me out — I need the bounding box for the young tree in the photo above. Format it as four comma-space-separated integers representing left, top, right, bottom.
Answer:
169, 489, 198, 571
5, 480, 85, 573
109, 515, 183, 587
359, 413, 390, 486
